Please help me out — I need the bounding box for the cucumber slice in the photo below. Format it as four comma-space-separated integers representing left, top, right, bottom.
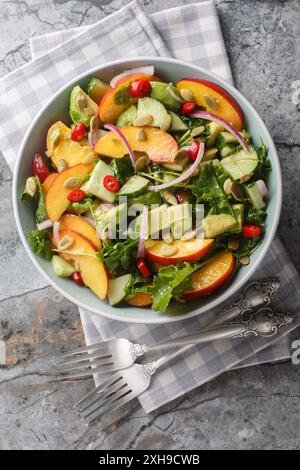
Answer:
216, 131, 238, 150
229, 204, 244, 232
203, 147, 218, 161
150, 82, 181, 111
116, 105, 137, 127
204, 214, 237, 238
137, 97, 169, 129
169, 111, 188, 131
85, 160, 116, 203
206, 122, 224, 147
87, 77, 110, 104
51, 256, 75, 277
220, 149, 259, 181
118, 175, 149, 196
108, 274, 132, 306
220, 144, 238, 158
245, 182, 266, 210
162, 155, 188, 171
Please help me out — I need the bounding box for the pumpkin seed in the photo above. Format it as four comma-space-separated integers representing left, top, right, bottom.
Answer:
228, 238, 239, 251
223, 178, 233, 195
112, 137, 121, 145
134, 155, 149, 172
160, 114, 172, 131
64, 176, 81, 189
58, 235, 74, 251
240, 174, 253, 184
133, 114, 153, 126
240, 256, 250, 265
90, 115, 100, 133
159, 244, 179, 257
231, 181, 244, 201
57, 159, 68, 173
203, 94, 218, 110
24, 176, 37, 197
163, 191, 178, 206
136, 129, 147, 141
180, 88, 194, 102
191, 126, 205, 138
76, 93, 87, 109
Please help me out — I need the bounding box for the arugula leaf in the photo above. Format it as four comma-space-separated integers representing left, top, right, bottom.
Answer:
27, 229, 52, 259
70, 197, 94, 215
111, 155, 134, 185
235, 237, 262, 262
126, 274, 152, 297
98, 238, 139, 276
255, 139, 271, 179
244, 206, 267, 226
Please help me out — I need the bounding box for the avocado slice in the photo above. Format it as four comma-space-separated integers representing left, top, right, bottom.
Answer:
203, 213, 237, 238
169, 111, 188, 131
87, 77, 110, 104
137, 97, 169, 129
70, 85, 98, 126
206, 122, 224, 148
116, 105, 137, 127
150, 82, 182, 111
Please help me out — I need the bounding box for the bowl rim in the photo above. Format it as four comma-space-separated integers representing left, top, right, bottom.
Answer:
12, 56, 282, 324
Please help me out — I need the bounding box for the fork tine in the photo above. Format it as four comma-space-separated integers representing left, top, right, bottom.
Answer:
55, 349, 112, 367
55, 340, 113, 359
81, 385, 131, 419
78, 381, 128, 414
56, 357, 114, 373
86, 392, 135, 425
73, 374, 123, 408
57, 362, 118, 381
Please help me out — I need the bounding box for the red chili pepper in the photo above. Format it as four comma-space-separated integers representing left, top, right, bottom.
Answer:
181, 101, 197, 116
242, 225, 262, 238
32, 153, 50, 183
188, 140, 201, 161
136, 259, 152, 278
67, 189, 86, 202
71, 271, 84, 286
103, 175, 120, 192
130, 79, 152, 99
71, 123, 87, 142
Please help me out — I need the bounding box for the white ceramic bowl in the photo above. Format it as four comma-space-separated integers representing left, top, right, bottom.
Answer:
13, 57, 282, 323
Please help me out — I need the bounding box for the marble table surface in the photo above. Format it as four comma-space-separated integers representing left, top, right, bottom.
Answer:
0, 0, 299, 450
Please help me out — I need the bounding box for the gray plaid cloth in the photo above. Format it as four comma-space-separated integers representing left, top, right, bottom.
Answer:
1, 0, 298, 413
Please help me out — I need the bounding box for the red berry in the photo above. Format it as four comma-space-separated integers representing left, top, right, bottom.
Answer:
32, 153, 50, 183
136, 259, 152, 278
188, 140, 201, 161
67, 189, 86, 202
71, 271, 84, 286
130, 79, 152, 99
181, 101, 197, 116
103, 175, 120, 192
242, 225, 262, 238
71, 123, 86, 142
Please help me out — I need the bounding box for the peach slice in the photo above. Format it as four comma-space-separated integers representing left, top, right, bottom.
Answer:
94, 126, 178, 163
52, 229, 108, 300
126, 293, 152, 307
42, 172, 58, 193
59, 214, 101, 251
145, 238, 214, 266
46, 121, 97, 168
182, 251, 235, 299
99, 74, 160, 123
46, 163, 94, 221
176, 79, 244, 131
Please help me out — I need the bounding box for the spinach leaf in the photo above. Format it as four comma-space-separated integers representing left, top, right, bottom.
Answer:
111, 155, 134, 185
27, 229, 52, 259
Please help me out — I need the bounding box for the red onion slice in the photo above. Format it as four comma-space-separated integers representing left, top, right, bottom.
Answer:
88, 129, 108, 149
110, 66, 155, 88
104, 124, 136, 166
190, 110, 249, 152
166, 85, 184, 104
256, 179, 268, 199
36, 219, 53, 231
137, 206, 148, 259
53, 221, 60, 246
149, 142, 205, 191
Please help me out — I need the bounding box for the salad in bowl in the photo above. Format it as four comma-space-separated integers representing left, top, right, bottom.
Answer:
20, 64, 271, 314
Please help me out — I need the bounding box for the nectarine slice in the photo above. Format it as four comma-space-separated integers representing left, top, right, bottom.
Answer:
46, 163, 94, 221
42, 172, 58, 193
145, 238, 214, 266
182, 251, 235, 299
99, 74, 160, 123
126, 293, 152, 307
94, 126, 178, 163
177, 79, 244, 131
59, 214, 101, 251
53, 229, 108, 300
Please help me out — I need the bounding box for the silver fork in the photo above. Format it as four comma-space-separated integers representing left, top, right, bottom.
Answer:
54, 278, 280, 379
76, 307, 293, 424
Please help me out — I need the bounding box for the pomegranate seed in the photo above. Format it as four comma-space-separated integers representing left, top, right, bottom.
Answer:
71, 123, 86, 142
71, 271, 84, 286
181, 101, 197, 116
32, 153, 50, 183
136, 259, 152, 278
130, 79, 152, 98
188, 140, 200, 161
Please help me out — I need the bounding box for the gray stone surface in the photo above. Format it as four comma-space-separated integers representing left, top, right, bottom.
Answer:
0, 0, 299, 450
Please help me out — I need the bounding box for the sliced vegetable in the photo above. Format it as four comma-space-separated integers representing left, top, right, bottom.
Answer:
103, 175, 120, 193
108, 274, 132, 305
255, 179, 268, 199
130, 79, 152, 98
52, 256, 75, 277
136, 259, 152, 278
118, 175, 149, 196
181, 102, 197, 116
67, 189, 86, 202
32, 153, 50, 183
110, 66, 155, 88
242, 225, 262, 238
220, 149, 258, 181
137, 206, 148, 259
104, 123, 136, 165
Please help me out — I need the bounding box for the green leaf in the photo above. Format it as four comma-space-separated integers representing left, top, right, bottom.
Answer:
255, 139, 271, 179
111, 155, 134, 185
35, 177, 48, 224
98, 238, 139, 276
70, 197, 94, 215
244, 206, 267, 226
128, 191, 162, 207
27, 229, 52, 260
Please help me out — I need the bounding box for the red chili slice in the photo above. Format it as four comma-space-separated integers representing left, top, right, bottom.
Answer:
136, 259, 152, 278
181, 101, 197, 116
32, 153, 50, 183
130, 79, 152, 98
71, 271, 84, 286
67, 189, 86, 202
188, 140, 201, 161
242, 225, 262, 238
103, 175, 120, 192
71, 123, 87, 142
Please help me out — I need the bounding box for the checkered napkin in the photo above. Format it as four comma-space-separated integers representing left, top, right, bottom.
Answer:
1, 0, 299, 413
